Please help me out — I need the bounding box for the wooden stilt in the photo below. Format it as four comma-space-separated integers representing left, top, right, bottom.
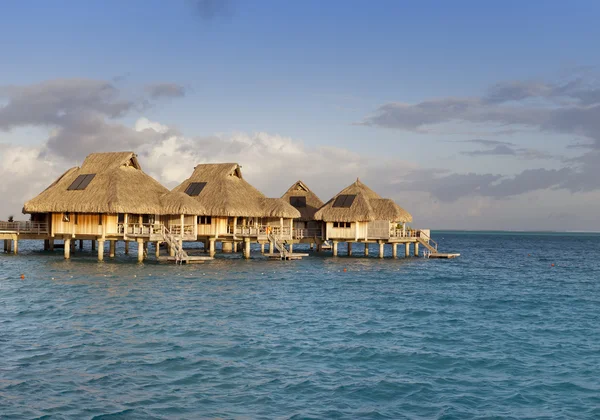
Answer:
49, 238, 54, 251
364, 243, 369, 256
44, 239, 50, 251
414, 242, 419, 257
348, 242, 353, 256
155, 241, 160, 259
244, 239, 250, 259
79, 239, 83, 250
64, 238, 71, 259
137, 239, 144, 262
91, 240, 95, 251
109, 240, 116, 258
333, 241, 338, 256
98, 240, 105, 261
392, 243, 397, 258
209, 239, 215, 257
260, 243, 265, 254
13, 239, 18, 255
379, 242, 384, 258
405, 243, 410, 257
124, 241, 129, 254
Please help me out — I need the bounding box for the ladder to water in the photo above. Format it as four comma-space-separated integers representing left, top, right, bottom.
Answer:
162, 226, 188, 264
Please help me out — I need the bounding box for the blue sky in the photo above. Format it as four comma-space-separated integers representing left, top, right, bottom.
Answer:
2, 1, 600, 230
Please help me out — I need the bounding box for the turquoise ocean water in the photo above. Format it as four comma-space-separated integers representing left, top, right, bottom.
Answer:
1, 232, 599, 419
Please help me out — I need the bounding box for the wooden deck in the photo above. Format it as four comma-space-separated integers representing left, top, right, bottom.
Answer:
428, 253, 460, 259
158, 255, 214, 264
268, 253, 309, 261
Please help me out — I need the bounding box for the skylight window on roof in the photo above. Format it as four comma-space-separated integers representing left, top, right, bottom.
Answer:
290, 196, 306, 208
332, 194, 356, 208
185, 182, 207, 196
67, 174, 96, 190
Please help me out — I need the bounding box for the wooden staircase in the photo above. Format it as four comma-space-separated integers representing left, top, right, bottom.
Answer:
162, 226, 188, 263
268, 232, 289, 259
417, 231, 438, 254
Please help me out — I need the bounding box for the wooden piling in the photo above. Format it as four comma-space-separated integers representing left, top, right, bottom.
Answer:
64, 238, 71, 259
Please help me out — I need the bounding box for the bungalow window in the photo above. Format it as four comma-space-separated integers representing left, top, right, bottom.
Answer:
142, 215, 150, 224
67, 174, 96, 190
118, 213, 125, 223
198, 216, 212, 225
185, 182, 207, 196
333, 222, 351, 228
289, 196, 306, 208
332, 195, 356, 208
62, 213, 70, 222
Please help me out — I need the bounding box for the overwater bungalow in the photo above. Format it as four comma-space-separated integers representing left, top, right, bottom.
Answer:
5, 153, 457, 262
21, 152, 204, 261
172, 163, 300, 257
314, 179, 436, 257
281, 180, 324, 242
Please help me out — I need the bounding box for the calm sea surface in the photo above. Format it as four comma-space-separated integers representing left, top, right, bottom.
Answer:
1, 232, 600, 419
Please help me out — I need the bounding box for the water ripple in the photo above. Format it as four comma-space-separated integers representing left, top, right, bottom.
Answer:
1, 232, 600, 418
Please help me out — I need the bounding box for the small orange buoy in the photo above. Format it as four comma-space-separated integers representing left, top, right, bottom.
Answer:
20, 274, 25, 280
343, 268, 347, 272
551, 263, 555, 267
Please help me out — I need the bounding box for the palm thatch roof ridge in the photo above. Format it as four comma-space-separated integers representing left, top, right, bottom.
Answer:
23, 152, 205, 215
314, 178, 412, 223
173, 163, 300, 218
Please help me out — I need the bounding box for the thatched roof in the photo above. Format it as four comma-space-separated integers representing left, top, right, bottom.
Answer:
314, 179, 412, 223
23, 152, 205, 215
281, 180, 325, 221
172, 163, 301, 218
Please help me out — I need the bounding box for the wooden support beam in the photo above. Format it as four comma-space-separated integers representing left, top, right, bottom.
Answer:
109, 240, 116, 258
79, 239, 83, 250
49, 238, 54, 251
91, 240, 95, 251
260, 243, 265, 254
333, 241, 338, 257
392, 243, 397, 258
98, 240, 105, 261
405, 243, 410, 258
209, 238, 215, 257
244, 238, 250, 259
222, 241, 233, 253
13, 239, 18, 255
155, 241, 160, 259
364, 243, 369, 256
137, 239, 144, 262
379, 242, 384, 259
348, 242, 353, 256
414, 242, 419, 257
124, 241, 129, 254
64, 238, 71, 259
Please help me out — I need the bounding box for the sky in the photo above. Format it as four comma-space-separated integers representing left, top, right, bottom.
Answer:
2, 0, 600, 230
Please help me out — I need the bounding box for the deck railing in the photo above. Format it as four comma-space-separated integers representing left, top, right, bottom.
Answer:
293, 228, 322, 239
390, 229, 419, 238
118, 223, 163, 237
232, 225, 293, 239
0, 221, 49, 234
